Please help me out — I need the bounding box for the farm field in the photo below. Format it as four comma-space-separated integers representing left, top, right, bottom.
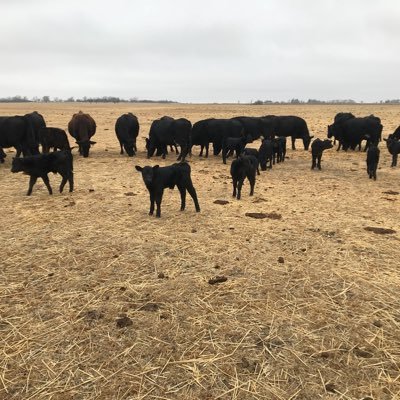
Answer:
1, 102, 400, 400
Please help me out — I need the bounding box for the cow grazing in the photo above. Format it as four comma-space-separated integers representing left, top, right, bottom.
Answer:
311, 139, 333, 170
366, 144, 380, 180
11, 150, 74, 195
39, 127, 71, 153
115, 113, 139, 156
230, 155, 258, 200
258, 139, 274, 171
262, 115, 313, 150
135, 162, 200, 217
68, 111, 96, 157
384, 135, 400, 167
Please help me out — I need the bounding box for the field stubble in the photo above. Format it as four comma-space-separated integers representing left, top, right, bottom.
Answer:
0, 103, 399, 399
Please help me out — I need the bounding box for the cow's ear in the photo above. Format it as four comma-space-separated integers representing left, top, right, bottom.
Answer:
89, 141, 96, 145
135, 166, 143, 172
310, 135, 314, 139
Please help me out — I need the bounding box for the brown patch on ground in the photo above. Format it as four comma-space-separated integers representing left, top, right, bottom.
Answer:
1, 103, 400, 399
364, 226, 396, 234
245, 211, 282, 219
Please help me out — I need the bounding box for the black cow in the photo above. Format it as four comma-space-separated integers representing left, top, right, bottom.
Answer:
328, 115, 382, 152
272, 137, 286, 164
0, 116, 38, 158
384, 135, 400, 167
39, 128, 71, 153
11, 150, 74, 195
230, 155, 258, 200
190, 118, 215, 157
222, 135, 251, 164
311, 139, 333, 170
391, 125, 400, 141
258, 139, 274, 170
232, 117, 266, 140
207, 119, 243, 156
68, 111, 96, 157
262, 115, 313, 150
135, 162, 200, 217
329, 113, 355, 149
115, 113, 139, 156
24, 111, 46, 153
366, 144, 380, 180
146, 117, 191, 161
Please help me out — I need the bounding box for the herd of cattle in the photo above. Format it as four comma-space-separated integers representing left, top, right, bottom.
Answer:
0, 110, 399, 216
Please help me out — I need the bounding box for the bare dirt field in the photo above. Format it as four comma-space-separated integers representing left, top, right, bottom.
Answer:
1, 103, 399, 400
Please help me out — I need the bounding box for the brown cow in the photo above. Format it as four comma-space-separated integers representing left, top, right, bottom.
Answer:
68, 111, 96, 157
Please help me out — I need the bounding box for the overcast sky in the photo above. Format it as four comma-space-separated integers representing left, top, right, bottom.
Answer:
0, 0, 399, 102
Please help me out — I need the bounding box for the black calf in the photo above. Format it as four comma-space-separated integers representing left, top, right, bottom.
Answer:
39, 127, 71, 153
243, 148, 260, 175
222, 135, 251, 164
366, 144, 380, 180
135, 162, 200, 217
311, 139, 333, 170
230, 155, 258, 200
258, 139, 274, 171
384, 135, 400, 167
11, 150, 74, 195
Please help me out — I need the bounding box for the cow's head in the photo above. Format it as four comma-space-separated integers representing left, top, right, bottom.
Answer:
135, 165, 159, 187
145, 138, 156, 158
327, 124, 335, 138
76, 140, 96, 157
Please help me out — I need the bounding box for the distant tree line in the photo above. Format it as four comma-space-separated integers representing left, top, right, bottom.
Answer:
0, 95, 399, 104
0, 95, 177, 104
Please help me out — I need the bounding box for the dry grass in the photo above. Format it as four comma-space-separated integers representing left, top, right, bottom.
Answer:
1, 103, 400, 400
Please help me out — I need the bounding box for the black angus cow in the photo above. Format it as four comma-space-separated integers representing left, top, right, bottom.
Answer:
0, 116, 39, 158
190, 118, 215, 157
328, 115, 382, 152
11, 150, 74, 195
135, 162, 200, 217
115, 113, 139, 156
384, 135, 400, 167
146, 117, 191, 161
232, 116, 268, 141
329, 112, 355, 149
258, 139, 274, 170
206, 118, 243, 158
311, 139, 333, 170
68, 111, 96, 157
262, 115, 313, 150
39, 127, 71, 153
272, 136, 287, 164
25, 111, 46, 152
366, 144, 380, 180
230, 155, 258, 200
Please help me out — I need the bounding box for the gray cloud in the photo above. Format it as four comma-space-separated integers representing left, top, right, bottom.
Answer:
0, 0, 399, 102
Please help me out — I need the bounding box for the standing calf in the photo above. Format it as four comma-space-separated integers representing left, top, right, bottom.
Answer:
311, 139, 333, 170
366, 144, 380, 180
258, 139, 274, 171
384, 135, 400, 167
230, 155, 258, 200
11, 150, 74, 195
135, 162, 200, 218
39, 127, 71, 153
